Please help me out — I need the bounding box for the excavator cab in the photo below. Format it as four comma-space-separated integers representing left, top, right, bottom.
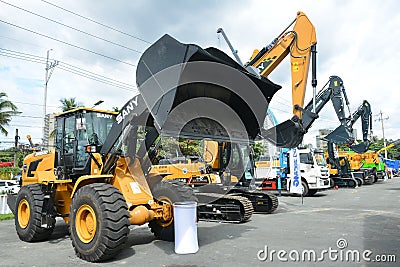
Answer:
54, 108, 116, 180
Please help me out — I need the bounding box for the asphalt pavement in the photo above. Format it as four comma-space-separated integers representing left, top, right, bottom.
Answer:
1, 178, 399, 267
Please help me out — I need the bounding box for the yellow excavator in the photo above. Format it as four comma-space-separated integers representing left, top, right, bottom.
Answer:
218, 11, 317, 147
151, 139, 279, 217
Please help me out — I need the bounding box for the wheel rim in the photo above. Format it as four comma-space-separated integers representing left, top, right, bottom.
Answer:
75, 204, 97, 243
157, 196, 173, 227
18, 199, 30, 228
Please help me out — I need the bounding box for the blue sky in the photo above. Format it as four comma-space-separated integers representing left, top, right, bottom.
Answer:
0, 0, 399, 148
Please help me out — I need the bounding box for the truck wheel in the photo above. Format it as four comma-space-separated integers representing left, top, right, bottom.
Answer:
301, 180, 309, 196
355, 177, 363, 187
308, 189, 318, 196
15, 184, 55, 242
149, 181, 197, 242
70, 183, 130, 262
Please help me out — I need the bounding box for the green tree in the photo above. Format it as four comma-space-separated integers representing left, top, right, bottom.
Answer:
0, 92, 21, 135
178, 139, 202, 157
251, 142, 266, 160
60, 97, 82, 112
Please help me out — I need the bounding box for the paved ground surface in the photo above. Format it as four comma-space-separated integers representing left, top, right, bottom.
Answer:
1, 178, 399, 267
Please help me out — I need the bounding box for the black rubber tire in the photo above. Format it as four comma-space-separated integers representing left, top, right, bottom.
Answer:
365, 176, 374, 185
355, 178, 363, 187
347, 179, 357, 188
15, 184, 55, 242
149, 180, 197, 242
330, 178, 335, 188
69, 183, 130, 262
301, 180, 309, 196
308, 189, 318, 196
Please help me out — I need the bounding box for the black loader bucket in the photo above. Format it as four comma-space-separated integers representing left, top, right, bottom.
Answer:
136, 34, 281, 143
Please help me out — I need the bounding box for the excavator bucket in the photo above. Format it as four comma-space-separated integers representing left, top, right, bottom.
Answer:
323, 125, 354, 145
350, 142, 370, 154
136, 34, 282, 142
261, 116, 305, 148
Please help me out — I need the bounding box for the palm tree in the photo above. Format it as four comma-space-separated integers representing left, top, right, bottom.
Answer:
0, 92, 21, 136
60, 97, 82, 112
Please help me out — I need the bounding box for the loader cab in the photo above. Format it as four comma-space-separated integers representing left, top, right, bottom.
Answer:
54, 108, 117, 180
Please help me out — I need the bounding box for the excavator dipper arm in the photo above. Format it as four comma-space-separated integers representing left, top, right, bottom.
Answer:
249, 11, 317, 147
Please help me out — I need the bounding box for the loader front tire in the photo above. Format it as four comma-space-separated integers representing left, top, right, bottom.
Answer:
15, 184, 55, 242
70, 183, 130, 262
149, 181, 197, 242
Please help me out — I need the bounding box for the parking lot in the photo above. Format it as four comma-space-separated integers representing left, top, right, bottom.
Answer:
1, 178, 399, 266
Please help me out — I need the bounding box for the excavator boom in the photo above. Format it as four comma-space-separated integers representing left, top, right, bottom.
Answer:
245, 11, 317, 147
325, 100, 372, 153
247, 11, 317, 118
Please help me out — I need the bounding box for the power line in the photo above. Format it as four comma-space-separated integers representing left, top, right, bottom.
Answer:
40, 0, 151, 44
0, 34, 46, 49
0, 19, 136, 67
0, 48, 136, 91
0, 0, 143, 54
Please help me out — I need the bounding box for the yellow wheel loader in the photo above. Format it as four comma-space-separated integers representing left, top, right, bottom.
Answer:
9, 106, 197, 262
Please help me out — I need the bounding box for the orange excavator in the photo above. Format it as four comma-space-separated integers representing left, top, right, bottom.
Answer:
217, 11, 317, 147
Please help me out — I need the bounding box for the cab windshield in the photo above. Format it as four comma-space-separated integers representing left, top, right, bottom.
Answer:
82, 112, 115, 145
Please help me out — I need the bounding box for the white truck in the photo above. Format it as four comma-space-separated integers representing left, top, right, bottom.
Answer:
256, 148, 331, 196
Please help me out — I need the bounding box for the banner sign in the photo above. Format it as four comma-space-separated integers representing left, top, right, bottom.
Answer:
289, 148, 303, 194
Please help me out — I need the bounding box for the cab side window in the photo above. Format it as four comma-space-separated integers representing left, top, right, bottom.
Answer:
64, 116, 76, 154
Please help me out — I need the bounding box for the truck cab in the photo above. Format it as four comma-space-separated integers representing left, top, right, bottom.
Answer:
295, 148, 331, 195
257, 147, 330, 196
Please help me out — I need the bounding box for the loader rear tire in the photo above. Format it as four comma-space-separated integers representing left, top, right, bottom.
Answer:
70, 183, 130, 262
149, 181, 197, 242
15, 184, 55, 242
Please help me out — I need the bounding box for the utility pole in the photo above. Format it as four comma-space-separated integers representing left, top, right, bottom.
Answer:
43, 49, 58, 148
375, 110, 389, 158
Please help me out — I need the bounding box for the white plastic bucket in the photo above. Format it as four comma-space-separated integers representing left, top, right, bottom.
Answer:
174, 201, 199, 254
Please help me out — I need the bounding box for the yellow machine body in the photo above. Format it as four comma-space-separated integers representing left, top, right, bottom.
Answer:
20, 108, 166, 226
